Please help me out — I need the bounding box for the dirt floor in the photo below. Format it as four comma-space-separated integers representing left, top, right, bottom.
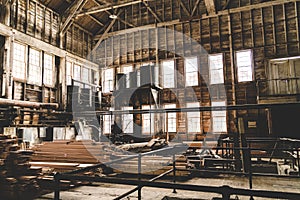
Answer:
35, 174, 300, 200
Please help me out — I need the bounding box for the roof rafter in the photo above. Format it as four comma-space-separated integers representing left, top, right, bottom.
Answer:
104, 10, 136, 27
89, 14, 105, 26
91, 9, 123, 55
77, 0, 144, 17
177, 0, 191, 17
60, 0, 89, 36
191, 0, 201, 16
142, 1, 162, 23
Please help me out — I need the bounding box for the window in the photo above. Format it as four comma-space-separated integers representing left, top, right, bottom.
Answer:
122, 65, 133, 88
81, 67, 90, 88
122, 106, 133, 134
162, 60, 175, 88
236, 50, 253, 82
209, 54, 224, 84
186, 102, 201, 133
73, 64, 81, 86
43, 53, 54, 86
28, 48, 41, 85
268, 57, 300, 95
137, 69, 141, 87
13, 42, 26, 80
102, 68, 114, 93
103, 115, 113, 134
66, 61, 73, 85
164, 104, 176, 132
211, 101, 227, 133
185, 57, 198, 86
142, 105, 154, 135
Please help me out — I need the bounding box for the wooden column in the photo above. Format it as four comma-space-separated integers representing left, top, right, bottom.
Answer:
5, 32, 14, 99
60, 56, 67, 109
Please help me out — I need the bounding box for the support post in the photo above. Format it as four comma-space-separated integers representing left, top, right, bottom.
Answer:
172, 154, 177, 193
221, 185, 231, 200
247, 147, 254, 200
54, 172, 60, 200
297, 147, 300, 176
138, 153, 142, 200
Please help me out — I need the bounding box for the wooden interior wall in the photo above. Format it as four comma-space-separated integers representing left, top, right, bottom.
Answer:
98, 0, 300, 137
8, 0, 93, 58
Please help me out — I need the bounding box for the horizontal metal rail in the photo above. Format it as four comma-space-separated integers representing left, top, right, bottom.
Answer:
54, 174, 300, 200
114, 168, 174, 200
64, 144, 188, 175
72, 102, 300, 115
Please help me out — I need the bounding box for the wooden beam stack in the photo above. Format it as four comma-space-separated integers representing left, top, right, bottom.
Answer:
30, 140, 111, 172
0, 135, 41, 199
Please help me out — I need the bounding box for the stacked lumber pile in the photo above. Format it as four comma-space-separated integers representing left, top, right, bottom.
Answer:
0, 135, 41, 199
30, 140, 190, 177
30, 140, 112, 173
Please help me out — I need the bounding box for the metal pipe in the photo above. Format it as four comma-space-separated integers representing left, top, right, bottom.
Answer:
0, 98, 59, 109
56, 174, 300, 199
138, 153, 142, 200
114, 168, 173, 200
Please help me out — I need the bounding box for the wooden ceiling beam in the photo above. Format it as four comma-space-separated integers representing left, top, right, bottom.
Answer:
191, 0, 201, 16
77, 0, 144, 17
89, 14, 105, 26
60, 0, 88, 36
104, 10, 136, 27
203, 0, 216, 15
91, 9, 122, 55
177, 0, 191, 17
94, 19, 181, 40
142, 1, 162, 23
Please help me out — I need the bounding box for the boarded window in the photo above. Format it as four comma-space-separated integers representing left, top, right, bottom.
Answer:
209, 54, 224, 84
268, 57, 300, 95
185, 57, 198, 86
236, 50, 253, 82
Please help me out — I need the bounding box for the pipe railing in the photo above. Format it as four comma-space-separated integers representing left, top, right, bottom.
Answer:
52, 143, 300, 200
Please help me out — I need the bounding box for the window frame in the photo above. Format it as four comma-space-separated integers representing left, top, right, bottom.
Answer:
122, 65, 133, 88
142, 105, 155, 135
27, 47, 42, 86
209, 54, 224, 85
43, 53, 55, 87
122, 106, 133, 134
236, 49, 253, 82
185, 57, 199, 86
12, 42, 27, 81
211, 101, 227, 133
164, 104, 177, 133
102, 68, 114, 93
162, 60, 175, 88
186, 102, 201, 133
